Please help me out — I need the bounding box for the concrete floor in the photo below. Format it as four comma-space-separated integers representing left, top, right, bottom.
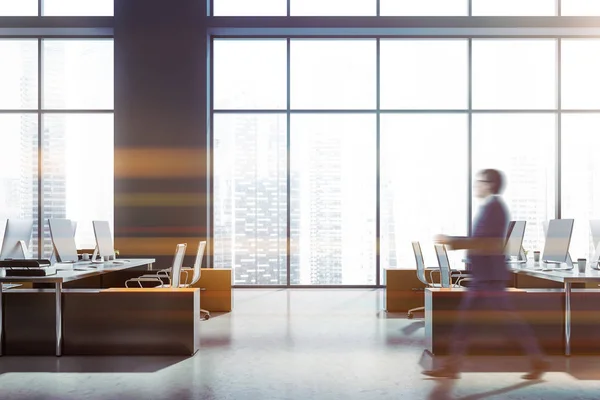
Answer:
1, 289, 600, 399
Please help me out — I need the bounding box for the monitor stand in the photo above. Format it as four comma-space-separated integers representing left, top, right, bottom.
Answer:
519, 246, 527, 262
91, 246, 117, 264
91, 245, 105, 264
49, 245, 77, 264
542, 253, 574, 270
17, 240, 31, 259
506, 246, 528, 264
589, 242, 600, 270
564, 253, 574, 269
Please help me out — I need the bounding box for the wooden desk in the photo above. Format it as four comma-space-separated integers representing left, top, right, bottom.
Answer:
3, 287, 198, 356
425, 287, 564, 355
425, 287, 600, 356
0, 258, 155, 356
511, 264, 600, 355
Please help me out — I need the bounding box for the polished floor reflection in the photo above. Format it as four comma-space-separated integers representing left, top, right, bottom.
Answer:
1, 289, 600, 399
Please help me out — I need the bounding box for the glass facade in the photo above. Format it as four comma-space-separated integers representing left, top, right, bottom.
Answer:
213, 34, 600, 285
3, 1, 599, 285
0, 39, 114, 257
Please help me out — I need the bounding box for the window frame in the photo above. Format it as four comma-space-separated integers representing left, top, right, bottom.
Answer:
209, 0, 600, 16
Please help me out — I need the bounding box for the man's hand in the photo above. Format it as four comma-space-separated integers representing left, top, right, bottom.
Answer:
434, 234, 452, 246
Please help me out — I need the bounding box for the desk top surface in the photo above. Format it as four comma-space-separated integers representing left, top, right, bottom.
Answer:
0, 258, 155, 284
510, 262, 600, 283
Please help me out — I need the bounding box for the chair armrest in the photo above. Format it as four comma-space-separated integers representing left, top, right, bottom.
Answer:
137, 273, 168, 280
138, 268, 170, 278
181, 269, 189, 285
429, 269, 441, 284
455, 276, 473, 288
129, 277, 162, 281
145, 269, 171, 285
125, 276, 163, 288
451, 269, 463, 281
136, 271, 171, 286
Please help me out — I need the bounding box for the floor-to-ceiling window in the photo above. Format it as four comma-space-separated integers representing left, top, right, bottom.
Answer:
0, 40, 39, 255
41, 39, 114, 254
561, 39, 600, 260
471, 39, 557, 255
212, 40, 288, 284
0, 3, 114, 257
211, 0, 600, 286
289, 40, 377, 285
379, 39, 469, 278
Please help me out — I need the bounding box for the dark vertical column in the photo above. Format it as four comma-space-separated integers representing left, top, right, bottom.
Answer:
114, 0, 209, 268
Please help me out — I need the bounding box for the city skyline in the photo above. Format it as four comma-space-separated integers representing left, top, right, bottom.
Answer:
212, 38, 600, 285
0, 39, 114, 257
3, 35, 600, 283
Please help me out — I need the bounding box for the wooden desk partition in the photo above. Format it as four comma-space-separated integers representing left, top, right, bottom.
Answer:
186, 268, 232, 312
513, 272, 564, 289
3, 288, 199, 356
512, 271, 586, 289
425, 288, 564, 355
385, 269, 426, 312
425, 288, 600, 356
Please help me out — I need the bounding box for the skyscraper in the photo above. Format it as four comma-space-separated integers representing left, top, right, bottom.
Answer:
38, 41, 67, 257
506, 152, 549, 253
215, 115, 286, 284
307, 131, 343, 285
18, 41, 38, 256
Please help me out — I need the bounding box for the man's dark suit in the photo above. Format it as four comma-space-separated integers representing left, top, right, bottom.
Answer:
453, 195, 510, 283
446, 195, 542, 360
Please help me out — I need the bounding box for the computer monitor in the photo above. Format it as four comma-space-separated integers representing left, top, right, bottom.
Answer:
505, 221, 526, 261
0, 219, 34, 259
590, 240, 600, 270
0, 220, 6, 249
542, 219, 574, 267
590, 220, 600, 251
48, 220, 77, 263
505, 220, 515, 241
92, 220, 115, 260
48, 218, 79, 263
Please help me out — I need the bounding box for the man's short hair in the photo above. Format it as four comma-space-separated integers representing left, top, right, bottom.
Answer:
480, 169, 505, 194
